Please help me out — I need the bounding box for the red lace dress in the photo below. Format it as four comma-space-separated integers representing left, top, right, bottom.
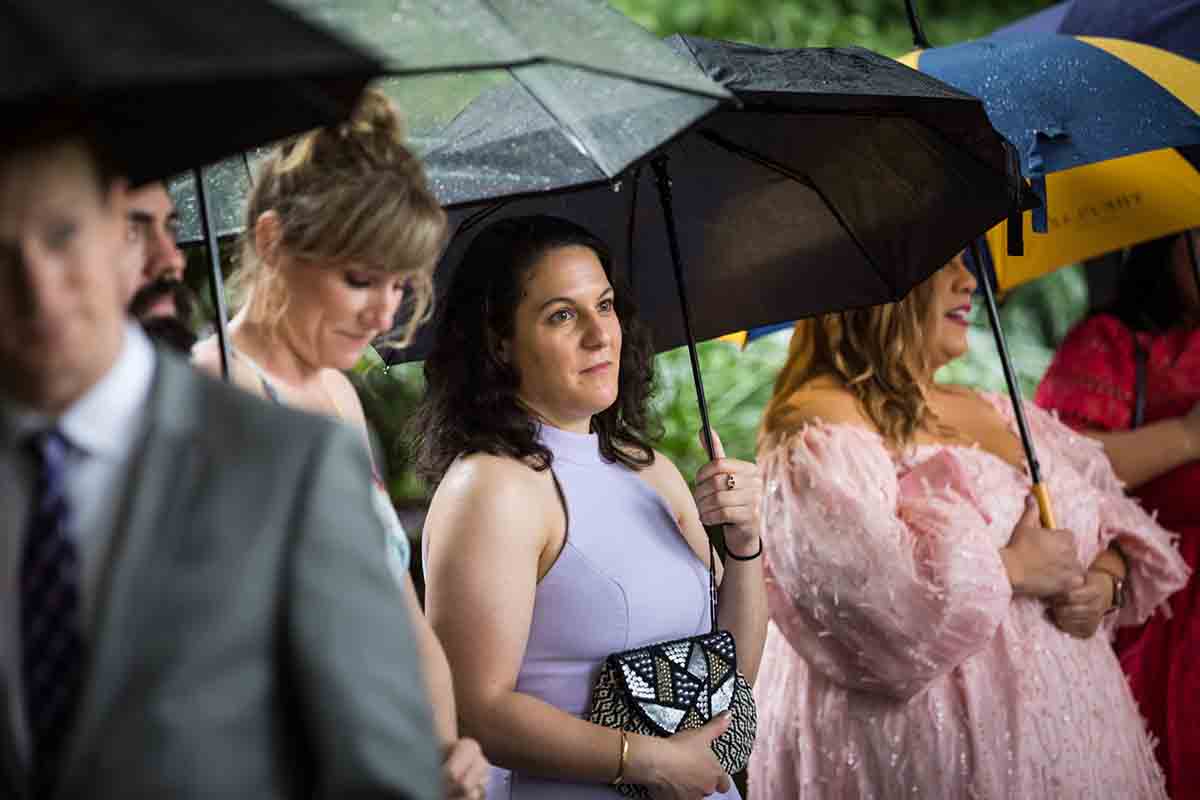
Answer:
1036, 313, 1200, 800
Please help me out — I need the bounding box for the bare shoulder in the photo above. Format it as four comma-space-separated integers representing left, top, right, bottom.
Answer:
425, 452, 557, 550
327, 368, 368, 425
638, 450, 722, 577
934, 381, 980, 401
639, 449, 692, 506
935, 382, 1004, 417
191, 336, 263, 397
778, 381, 873, 431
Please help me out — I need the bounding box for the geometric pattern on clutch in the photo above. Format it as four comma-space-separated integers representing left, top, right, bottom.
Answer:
588, 629, 757, 798
616, 636, 732, 735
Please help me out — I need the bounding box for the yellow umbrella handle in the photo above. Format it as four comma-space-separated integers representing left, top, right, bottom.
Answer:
1031, 482, 1057, 529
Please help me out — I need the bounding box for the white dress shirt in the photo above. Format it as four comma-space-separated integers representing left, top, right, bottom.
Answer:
0, 323, 156, 762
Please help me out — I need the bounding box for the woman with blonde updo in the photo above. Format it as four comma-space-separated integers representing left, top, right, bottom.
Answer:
748, 255, 1187, 798
194, 89, 490, 799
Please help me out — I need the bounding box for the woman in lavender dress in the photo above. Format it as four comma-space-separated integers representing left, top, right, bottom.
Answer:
413, 216, 768, 799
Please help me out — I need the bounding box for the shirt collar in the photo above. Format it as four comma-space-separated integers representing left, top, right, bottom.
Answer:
0, 323, 156, 458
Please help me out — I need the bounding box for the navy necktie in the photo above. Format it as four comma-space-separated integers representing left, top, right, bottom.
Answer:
20, 429, 83, 791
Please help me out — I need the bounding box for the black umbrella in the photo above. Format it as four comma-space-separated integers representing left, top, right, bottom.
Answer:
169, 0, 732, 245
388, 35, 1033, 461
4, 0, 380, 186
3, 0, 384, 380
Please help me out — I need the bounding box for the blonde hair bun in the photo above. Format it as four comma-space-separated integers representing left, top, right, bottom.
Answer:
234, 87, 447, 348
279, 88, 420, 178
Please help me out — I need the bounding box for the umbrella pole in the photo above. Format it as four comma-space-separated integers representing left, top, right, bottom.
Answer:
971, 239, 1057, 528
904, 0, 932, 49
650, 155, 718, 462
194, 166, 233, 381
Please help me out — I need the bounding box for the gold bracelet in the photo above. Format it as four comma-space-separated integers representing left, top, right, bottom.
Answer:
611, 729, 629, 785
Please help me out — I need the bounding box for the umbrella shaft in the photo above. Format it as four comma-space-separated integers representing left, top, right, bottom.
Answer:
972, 240, 1044, 486
195, 167, 233, 382
905, 0, 932, 49
651, 157, 717, 462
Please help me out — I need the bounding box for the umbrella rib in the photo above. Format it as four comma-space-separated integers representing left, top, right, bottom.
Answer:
387, 56, 728, 100
462, 1, 727, 101
384, 56, 542, 77
458, 201, 510, 238
697, 129, 897, 298
508, 72, 608, 176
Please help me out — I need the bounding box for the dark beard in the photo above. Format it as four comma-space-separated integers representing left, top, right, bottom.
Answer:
128, 278, 198, 354
128, 277, 196, 322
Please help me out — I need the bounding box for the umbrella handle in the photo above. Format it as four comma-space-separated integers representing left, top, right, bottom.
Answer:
1031, 482, 1057, 529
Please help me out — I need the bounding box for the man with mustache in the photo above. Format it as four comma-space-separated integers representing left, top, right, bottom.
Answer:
123, 182, 197, 352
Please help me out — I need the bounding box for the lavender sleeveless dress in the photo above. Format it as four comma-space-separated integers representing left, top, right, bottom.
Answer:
484, 424, 740, 799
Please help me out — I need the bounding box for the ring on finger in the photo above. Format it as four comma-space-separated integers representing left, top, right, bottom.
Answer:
725, 473, 736, 491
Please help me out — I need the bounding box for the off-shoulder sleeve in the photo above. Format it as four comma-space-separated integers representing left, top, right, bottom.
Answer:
1035, 313, 1138, 432
758, 424, 1012, 701
1025, 403, 1190, 627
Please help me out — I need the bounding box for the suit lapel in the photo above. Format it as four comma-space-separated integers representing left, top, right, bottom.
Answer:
55, 354, 205, 795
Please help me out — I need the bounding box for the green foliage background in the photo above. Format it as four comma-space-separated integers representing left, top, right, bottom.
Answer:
351, 0, 1090, 504
614, 0, 1045, 54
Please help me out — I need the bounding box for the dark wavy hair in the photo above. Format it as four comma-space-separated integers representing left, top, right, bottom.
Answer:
411, 214, 661, 485
1107, 232, 1197, 333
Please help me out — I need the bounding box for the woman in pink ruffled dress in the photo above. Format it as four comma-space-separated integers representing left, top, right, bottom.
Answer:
749, 255, 1189, 799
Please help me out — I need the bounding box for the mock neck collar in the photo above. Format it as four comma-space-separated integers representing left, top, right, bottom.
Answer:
537, 421, 604, 466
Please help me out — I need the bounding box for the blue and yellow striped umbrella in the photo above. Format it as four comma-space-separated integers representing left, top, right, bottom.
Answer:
899, 33, 1200, 291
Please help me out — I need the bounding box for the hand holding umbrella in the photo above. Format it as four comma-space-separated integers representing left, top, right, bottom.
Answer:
693, 429, 763, 560
901, 0, 1200, 527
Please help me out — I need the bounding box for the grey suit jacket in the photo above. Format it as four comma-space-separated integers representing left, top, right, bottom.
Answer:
0, 352, 441, 799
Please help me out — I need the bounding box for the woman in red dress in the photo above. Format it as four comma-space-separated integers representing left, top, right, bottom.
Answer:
1037, 229, 1200, 799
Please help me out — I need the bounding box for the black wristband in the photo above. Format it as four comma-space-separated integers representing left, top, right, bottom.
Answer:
725, 537, 762, 562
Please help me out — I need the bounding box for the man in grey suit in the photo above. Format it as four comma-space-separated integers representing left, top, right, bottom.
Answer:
0, 128, 442, 796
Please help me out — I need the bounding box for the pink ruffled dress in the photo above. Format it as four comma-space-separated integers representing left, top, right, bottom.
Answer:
749, 394, 1189, 799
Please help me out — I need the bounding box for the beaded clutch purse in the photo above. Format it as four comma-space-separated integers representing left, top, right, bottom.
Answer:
586, 541, 756, 797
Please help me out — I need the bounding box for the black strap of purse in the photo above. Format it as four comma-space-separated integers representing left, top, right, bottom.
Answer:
707, 539, 718, 634
1132, 335, 1147, 430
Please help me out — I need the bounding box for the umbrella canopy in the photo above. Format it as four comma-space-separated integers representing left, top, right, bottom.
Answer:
279, 0, 734, 88
2, 0, 382, 186
992, 1, 1072, 36
900, 34, 1200, 290
995, 0, 1200, 62
170, 0, 732, 244
386, 35, 1030, 362
4, 0, 385, 382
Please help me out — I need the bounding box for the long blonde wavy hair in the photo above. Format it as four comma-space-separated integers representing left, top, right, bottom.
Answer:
761, 268, 943, 449
231, 88, 447, 348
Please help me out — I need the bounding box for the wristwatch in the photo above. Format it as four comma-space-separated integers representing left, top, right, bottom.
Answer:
1095, 568, 1126, 615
